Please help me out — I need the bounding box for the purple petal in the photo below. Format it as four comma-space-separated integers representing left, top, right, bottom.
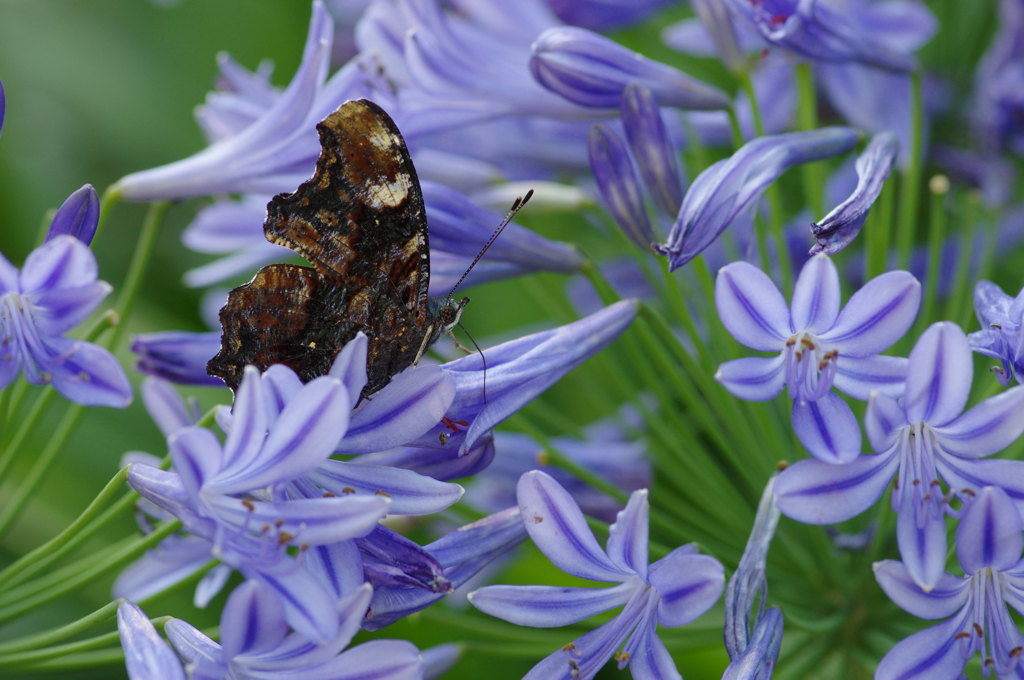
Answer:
210, 376, 349, 494
421, 644, 462, 680
833, 354, 908, 401
425, 506, 528, 570
688, 0, 747, 72
517, 470, 630, 582
819, 271, 921, 356
650, 549, 724, 627
181, 196, 268, 253
810, 133, 899, 255
306, 459, 463, 516
117, 601, 187, 680
932, 385, 1024, 458
356, 525, 450, 593
621, 84, 684, 218
304, 541, 364, 601
113, 535, 213, 602
327, 332, 369, 406
297, 639, 423, 680
790, 254, 841, 334
775, 449, 899, 524
219, 366, 269, 474
791, 393, 862, 464
164, 618, 223, 673
45, 185, 100, 246
31, 281, 111, 336
469, 582, 634, 627
0, 250, 20, 293
873, 608, 971, 680
624, 615, 682, 680
195, 565, 232, 608
715, 355, 787, 401
714, 261, 791, 351
20, 235, 98, 295
934, 456, 1024, 519
657, 128, 860, 269
530, 26, 730, 111
168, 428, 224, 501
956, 486, 1024, 574
141, 377, 197, 438
896, 492, 948, 591
220, 580, 288, 659
132, 331, 224, 387
522, 617, 628, 680
45, 337, 133, 408
210, 493, 388, 546
904, 322, 973, 426
864, 392, 907, 453
588, 122, 656, 251
358, 433, 495, 482
606, 489, 650, 580
873, 560, 969, 619
336, 366, 454, 455
249, 560, 339, 645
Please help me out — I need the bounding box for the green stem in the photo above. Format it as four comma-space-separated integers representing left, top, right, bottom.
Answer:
0, 386, 56, 483
0, 631, 121, 671
727, 106, 744, 151
91, 186, 123, 246
0, 468, 129, 591
945, 192, 981, 324
896, 72, 924, 269
0, 600, 120, 655
795, 63, 823, 220
109, 201, 170, 350
0, 520, 180, 624
918, 175, 948, 334
865, 179, 896, 281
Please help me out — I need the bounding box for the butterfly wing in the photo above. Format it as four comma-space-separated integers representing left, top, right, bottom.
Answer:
263, 99, 430, 327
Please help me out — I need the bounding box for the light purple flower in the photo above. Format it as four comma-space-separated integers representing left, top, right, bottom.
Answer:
688, 0, 746, 73
715, 254, 920, 463
131, 330, 223, 386
46, 184, 101, 245
405, 299, 639, 455
874, 487, 1024, 680
421, 643, 462, 680
588, 122, 655, 251
620, 84, 685, 219
114, 2, 370, 200
195, 53, 279, 144
810, 131, 899, 255
0, 219, 132, 408
530, 26, 730, 111
166, 581, 423, 680
972, 0, 1024, 155
117, 601, 186, 680
654, 128, 860, 270
470, 471, 724, 680
722, 0, 920, 73
775, 322, 1024, 589
968, 280, 1024, 386
546, 0, 674, 32
363, 505, 528, 630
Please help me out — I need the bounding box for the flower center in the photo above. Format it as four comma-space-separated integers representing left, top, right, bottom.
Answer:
783, 331, 838, 402
893, 423, 945, 522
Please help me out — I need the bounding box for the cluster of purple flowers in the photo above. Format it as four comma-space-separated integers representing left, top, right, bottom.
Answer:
6, 0, 1024, 678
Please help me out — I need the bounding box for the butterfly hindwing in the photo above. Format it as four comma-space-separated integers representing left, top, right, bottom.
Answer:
263, 99, 430, 327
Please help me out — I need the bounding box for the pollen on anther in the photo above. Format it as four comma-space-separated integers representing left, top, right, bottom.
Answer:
375, 490, 391, 497
342, 486, 356, 494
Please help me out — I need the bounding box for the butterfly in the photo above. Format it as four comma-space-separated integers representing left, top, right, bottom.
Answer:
207, 99, 471, 398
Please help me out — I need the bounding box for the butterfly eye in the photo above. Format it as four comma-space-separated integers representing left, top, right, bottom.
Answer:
439, 306, 456, 326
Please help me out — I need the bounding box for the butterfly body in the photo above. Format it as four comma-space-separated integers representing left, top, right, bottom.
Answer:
207, 99, 466, 397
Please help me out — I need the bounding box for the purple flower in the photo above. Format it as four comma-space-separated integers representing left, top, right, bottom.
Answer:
364, 505, 528, 630
715, 254, 919, 463
195, 53, 279, 144
117, 601, 186, 680
775, 322, 1024, 589
688, 0, 747, 73
131, 330, 223, 386
620, 84, 685, 219
722, 0, 920, 73
972, 0, 1024, 154
968, 280, 1024, 386
114, 2, 370, 200
873, 487, 1024, 680
654, 128, 860, 270
405, 299, 639, 455
470, 471, 724, 680
165, 581, 423, 680
530, 26, 731, 111
588, 123, 655, 251
0, 206, 132, 407
810, 131, 899, 255
546, 0, 674, 32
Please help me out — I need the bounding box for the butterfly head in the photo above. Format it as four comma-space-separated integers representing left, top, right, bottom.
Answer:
437, 296, 470, 335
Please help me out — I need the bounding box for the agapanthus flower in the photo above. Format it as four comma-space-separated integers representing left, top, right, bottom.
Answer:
131, 330, 223, 386
470, 471, 724, 680
117, 600, 187, 680
404, 299, 639, 455
620, 83, 685, 219
588, 122, 655, 251
165, 581, 423, 680
810, 131, 899, 255
774, 322, 1024, 589
530, 26, 731, 111
654, 128, 860, 270
545, 0, 674, 32
687, 0, 746, 74
715, 253, 919, 463
969, 280, 1024, 386
0, 186, 132, 407
874, 486, 1024, 680
972, 0, 1024, 154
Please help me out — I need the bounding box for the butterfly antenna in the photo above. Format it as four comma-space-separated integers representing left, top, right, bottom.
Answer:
447, 189, 533, 298
457, 322, 487, 404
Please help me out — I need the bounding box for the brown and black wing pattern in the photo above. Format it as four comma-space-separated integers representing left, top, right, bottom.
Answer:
264, 99, 430, 327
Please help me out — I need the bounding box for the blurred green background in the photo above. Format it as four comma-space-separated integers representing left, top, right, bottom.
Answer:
0, 1, 1015, 679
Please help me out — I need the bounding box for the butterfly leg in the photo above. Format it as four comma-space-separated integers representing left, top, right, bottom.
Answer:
448, 330, 475, 355
412, 324, 435, 367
